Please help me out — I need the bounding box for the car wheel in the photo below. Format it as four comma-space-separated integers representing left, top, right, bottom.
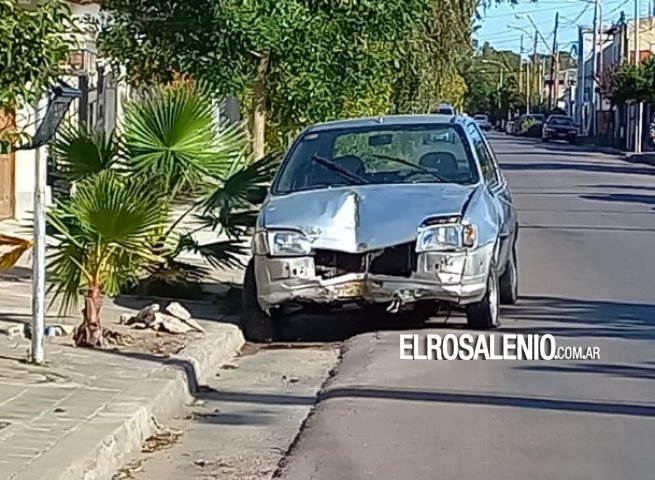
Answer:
241, 259, 276, 343
568, 136, 577, 145
466, 266, 500, 330
499, 244, 519, 305
542, 136, 549, 142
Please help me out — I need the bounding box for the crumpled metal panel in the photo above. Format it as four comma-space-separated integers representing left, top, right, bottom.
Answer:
259, 183, 476, 252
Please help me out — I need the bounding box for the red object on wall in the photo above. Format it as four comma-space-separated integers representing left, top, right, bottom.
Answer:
629, 50, 652, 63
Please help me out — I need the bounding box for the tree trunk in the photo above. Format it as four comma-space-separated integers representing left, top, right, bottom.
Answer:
74, 286, 103, 347
250, 51, 270, 161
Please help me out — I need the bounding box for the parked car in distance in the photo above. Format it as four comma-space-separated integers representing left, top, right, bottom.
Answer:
473, 114, 491, 130
435, 103, 455, 115
542, 114, 578, 144
241, 115, 520, 342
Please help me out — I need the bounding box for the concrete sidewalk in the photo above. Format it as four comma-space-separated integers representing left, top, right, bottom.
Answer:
0, 271, 245, 480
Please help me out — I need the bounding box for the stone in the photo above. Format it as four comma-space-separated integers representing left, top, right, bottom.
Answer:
181, 317, 206, 334
0, 321, 24, 338
135, 304, 160, 326
165, 302, 191, 321
158, 314, 193, 334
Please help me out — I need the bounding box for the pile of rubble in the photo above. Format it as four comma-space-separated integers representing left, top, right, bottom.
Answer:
119, 302, 206, 334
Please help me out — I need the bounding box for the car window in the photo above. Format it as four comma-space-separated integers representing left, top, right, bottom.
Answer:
273, 123, 481, 194
467, 124, 498, 184
547, 116, 574, 125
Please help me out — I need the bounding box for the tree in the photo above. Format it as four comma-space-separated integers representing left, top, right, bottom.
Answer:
608, 62, 649, 105
0, 0, 72, 147
99, 0, 430, 158
391, 0, 477, 113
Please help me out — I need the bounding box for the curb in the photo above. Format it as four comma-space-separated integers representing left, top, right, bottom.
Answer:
14, 323, 245, 480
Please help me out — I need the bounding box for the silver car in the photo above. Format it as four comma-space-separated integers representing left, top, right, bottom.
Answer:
241, 115, 519, 342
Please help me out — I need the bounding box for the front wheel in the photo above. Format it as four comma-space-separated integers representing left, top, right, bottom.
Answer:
499, 245, 519, 305
241, 259, 276, 343
466, 267, 500, 330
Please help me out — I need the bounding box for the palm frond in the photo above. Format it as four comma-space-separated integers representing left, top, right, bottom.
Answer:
0, 234, 32, 271
122, 82, 248, 194
193, 209, 258, 239
178, 236, 249, 270
52, 126, 119, 181
202, 152, 281, 213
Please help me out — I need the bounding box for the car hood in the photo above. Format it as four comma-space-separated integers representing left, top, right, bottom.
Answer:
260, 183, 476, 253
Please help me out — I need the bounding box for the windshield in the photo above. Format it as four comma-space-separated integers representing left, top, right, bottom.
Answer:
532, 114, 545, 122
474, 115, 488, 121
272, 123, 480, 194
547, 116, 574, 126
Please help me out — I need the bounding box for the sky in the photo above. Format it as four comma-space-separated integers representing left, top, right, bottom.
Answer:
475, 0, 655, 56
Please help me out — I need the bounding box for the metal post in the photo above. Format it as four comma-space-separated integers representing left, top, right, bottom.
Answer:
549, 12, 560, 109
635, 0, 643, 153
519, 35, 524, 98
591, 10, 598, 124
578, 27, 586, 129
31, 98, 46, 364
526, 61, 531, 115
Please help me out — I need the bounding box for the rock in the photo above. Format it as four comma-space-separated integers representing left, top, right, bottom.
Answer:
165, 302, 191, 321
0, 321, 24, 338
135, 304, 160, 326
159, 314, 193, 334
181, 317, 205, 333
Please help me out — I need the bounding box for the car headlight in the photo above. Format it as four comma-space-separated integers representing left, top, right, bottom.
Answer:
416, 223, 477, 252
253, 230, 312, 256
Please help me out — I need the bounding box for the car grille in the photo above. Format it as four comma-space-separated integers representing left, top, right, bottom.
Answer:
313, 242, 417, 279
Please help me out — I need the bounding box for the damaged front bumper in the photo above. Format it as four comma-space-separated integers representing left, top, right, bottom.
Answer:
254, 244, 494, 313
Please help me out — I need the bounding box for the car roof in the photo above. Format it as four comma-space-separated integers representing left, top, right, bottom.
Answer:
304, 114, 471, 133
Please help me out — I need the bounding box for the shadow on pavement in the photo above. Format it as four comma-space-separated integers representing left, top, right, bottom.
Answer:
502, 162, 654, 176
314, 387, 655, 418
502, 295, 655, 341
514, 362, 655, 381
580, 193, 655, 210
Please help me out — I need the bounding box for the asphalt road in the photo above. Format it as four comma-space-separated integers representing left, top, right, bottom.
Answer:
277, 134, 655, 480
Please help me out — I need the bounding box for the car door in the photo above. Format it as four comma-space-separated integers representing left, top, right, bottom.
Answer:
467, 123, 516, 271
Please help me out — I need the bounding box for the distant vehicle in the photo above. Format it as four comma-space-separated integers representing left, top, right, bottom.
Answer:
514, 114, 543, 137
435, 103, 455, 115
473, 114, 491, 130
542, 114, 578, 144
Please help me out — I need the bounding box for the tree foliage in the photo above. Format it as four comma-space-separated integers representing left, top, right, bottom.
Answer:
100, 0, 433, 150
0, 0, 73, 113
608, 58, 653, 105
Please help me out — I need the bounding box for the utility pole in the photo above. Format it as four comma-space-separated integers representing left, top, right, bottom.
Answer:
635, 0, 643, 153
31, 98, 46, 364
532, 29, 539, 110
549, 12, 559, 109
539, 58, 545, 105
526, 60, 531, 114
519, 35, 524, 105
590, 0, 599, 136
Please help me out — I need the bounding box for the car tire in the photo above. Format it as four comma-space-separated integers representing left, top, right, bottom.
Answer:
568, 136, 577, 145
499, 244, 519, 305
241, 259, 276, 343
466, 265, 500, 330
542, 137, 549, 142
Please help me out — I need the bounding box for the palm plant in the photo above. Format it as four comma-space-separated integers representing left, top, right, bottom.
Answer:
1, 80, 280, 348
47, 171, 168, 346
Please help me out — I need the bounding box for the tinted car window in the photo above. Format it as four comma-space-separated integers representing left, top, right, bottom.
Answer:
531, 114, 545, 122
467, 124, 498, 184
547, 116, 574, 125
273, 124, 480, 194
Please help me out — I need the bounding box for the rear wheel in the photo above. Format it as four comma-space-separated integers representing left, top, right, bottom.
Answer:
241, 259, 276, 343
542, 136, 549, 142
466, 267, 500, 330
499, 245, 519, 305
568, 136, 577, 145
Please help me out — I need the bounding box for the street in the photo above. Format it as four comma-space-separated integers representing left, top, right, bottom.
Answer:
116, 135, 655, 479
